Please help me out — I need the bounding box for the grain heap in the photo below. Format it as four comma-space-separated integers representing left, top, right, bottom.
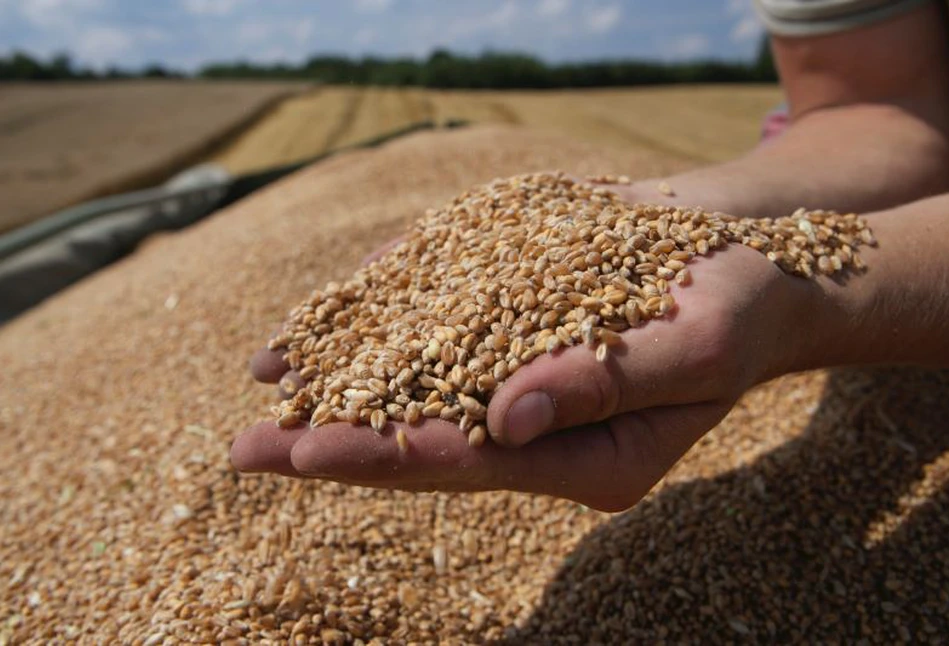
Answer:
1, 126, 944, 644
268, 171, 874, 441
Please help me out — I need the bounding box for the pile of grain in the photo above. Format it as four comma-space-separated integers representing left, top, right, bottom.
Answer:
1, 126, 947, 644
269, 172, 872, 444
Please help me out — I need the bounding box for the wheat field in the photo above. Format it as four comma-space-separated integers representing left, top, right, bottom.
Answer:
0, 81, 307, 233
0, 83, 781, 232
210, 84, 783, 173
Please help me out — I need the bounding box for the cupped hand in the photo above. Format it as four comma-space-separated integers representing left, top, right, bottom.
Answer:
235, 243, 812, 512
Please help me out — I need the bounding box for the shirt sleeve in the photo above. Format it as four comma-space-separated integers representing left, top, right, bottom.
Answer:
753, 0, 933, 36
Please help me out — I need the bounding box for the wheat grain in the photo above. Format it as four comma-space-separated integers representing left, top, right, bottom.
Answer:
396, 428, 409, 454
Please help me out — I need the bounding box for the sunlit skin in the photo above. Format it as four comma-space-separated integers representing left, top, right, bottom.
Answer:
232, 3, 949, 511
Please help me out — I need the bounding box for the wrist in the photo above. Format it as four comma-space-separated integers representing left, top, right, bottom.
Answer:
756, 264, 830, 381
786, 206, 949, 371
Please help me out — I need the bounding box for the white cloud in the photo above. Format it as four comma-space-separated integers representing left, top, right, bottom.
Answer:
354, 0, 393, 13
74, 25, 132, 66
664, 33, 710, 59
290, 17, 315, 45
181, 0, 241, 16
354, 27, 377, 47
20, 0, 103, 29
725, 0, 763, 43
486, 2, 518, 28
731, 15, 762, 42
440, 2, 519, 41
536, 0, 569, 18
586, 4, 621, 34
138, 27, 171, 44
23, 0, 103, 11
726, 0, 748, 13
236, 17, 315, 51
236, 20, 272, 44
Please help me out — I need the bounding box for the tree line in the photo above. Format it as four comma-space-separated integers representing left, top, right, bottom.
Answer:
0, 52, 184, 80
1, 41, 776, 87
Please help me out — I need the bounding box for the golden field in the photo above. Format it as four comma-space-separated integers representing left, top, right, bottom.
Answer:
0, 82, 779, 234
210, 84, 782, 173
0, 81, 308, 233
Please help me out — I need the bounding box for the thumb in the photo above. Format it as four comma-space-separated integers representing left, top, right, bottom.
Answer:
486, 319, 719, 447
487, 345, 625, 447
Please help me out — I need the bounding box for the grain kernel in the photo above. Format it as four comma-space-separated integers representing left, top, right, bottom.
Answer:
396, 429, 409, 454
595, 343, 609, 363
370, 409, 387, 433
277, 411, 300, 428
422, 401, 445, 418
467, 425, 487, 448
458, 393, 487, 419
599, 329, 623, 347
404, 401, 422, 425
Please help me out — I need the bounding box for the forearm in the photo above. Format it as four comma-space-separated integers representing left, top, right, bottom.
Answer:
627, 1, 949, 219
632, 104, 949, 218
795, 193, 949, 370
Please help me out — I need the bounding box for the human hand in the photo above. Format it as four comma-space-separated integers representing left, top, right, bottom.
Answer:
234, 243, 812, 511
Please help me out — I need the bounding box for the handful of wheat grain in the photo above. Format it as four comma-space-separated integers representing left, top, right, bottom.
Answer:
268, 172, 874, 445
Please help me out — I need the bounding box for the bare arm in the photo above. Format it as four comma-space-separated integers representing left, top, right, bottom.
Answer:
793, 193, 949, 371
623, 1, 949, 218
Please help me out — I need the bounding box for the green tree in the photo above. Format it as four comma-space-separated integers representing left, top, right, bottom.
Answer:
754, 34, 778, 82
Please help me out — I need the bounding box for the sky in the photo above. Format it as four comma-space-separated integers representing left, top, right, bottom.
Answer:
0, 0, 765, 71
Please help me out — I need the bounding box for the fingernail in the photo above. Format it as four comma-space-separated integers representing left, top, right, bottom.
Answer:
504, 391, 555, 445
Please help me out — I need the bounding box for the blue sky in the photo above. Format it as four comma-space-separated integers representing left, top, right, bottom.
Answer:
0, 0, 765, 71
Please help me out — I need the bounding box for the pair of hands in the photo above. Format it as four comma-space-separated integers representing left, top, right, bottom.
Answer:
231, 183, 815, 512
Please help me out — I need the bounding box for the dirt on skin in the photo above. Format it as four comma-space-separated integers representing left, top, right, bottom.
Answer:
0, 125, 946, 644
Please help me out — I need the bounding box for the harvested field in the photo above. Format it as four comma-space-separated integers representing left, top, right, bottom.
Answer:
0, 80, 307, 233
211, 86, 439, 173
484, 85, 783, 163
2, 125, 947, 643
211, 84, 782, 173
208, 86, 363, 174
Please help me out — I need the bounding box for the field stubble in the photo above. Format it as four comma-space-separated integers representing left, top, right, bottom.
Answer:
0, 83, 780, 231
210, 84, 782, 173
0, 81, 308, 233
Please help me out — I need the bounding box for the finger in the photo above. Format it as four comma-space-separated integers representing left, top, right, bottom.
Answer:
574, 399, 731, 509
287, 401, 727, 511
278, 371, 305, 399
249, 348, 290, 384
290, 419, 482, 485
486, 304, 721, 447
230, 421, 309, 477
361, 234, 407, 266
